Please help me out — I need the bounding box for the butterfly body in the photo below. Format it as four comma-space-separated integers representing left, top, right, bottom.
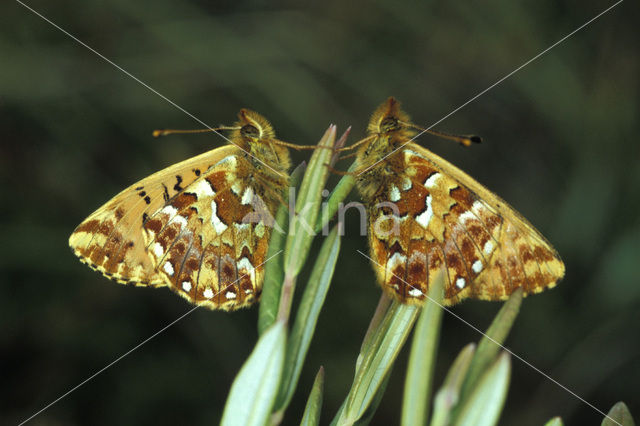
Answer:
69, 109, 289, 310
356, 98, 565, 305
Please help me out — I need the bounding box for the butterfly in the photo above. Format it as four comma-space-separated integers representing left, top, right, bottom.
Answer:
69, 109, 298, 310
348, 97, 565, 305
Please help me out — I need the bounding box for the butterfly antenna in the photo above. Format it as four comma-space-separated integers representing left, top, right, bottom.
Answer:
400, 122, 481, 147
335, 151, 359, 161
152, 126, 240, 138
323, 163, 362, 176
270, 138, 326, 151
334, 134, 376, 152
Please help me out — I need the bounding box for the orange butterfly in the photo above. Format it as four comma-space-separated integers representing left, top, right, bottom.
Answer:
70, 109, 296, 310
348, 98, 564, 305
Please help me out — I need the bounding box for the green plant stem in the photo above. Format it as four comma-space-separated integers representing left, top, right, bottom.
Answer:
275, 226, 341, 414
258, 162, 307, 335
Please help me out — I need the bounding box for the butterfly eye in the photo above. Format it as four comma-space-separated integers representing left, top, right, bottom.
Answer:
241, 124, 261, 138
380, 117, 400, 132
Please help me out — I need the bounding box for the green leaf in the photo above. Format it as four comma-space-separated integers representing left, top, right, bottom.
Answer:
329, 369, 394, 426
430, 344, 476, 426
315, 160, 358, 234
354, 367, 393, 426
458, 289, 522, 405
544, 417, 564, 426
602, 401, 635, 426
300, 367, 325, 426
336, 301, 420, 425
275, 226, 341, 412
284, 126, 336, 277
258, 163, 306, 335
330, 401, 347, 426
359, 295, 393, 361
257, 205, 289, 335
401, 273, 445, 426
453, 352, 511, 426
221, 321, 286, 426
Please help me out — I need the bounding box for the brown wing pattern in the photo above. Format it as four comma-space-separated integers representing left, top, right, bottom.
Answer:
367, 146, 564, 306
141, 154, 272, 310
70, 108, 291, 310
69, 145, 238, 288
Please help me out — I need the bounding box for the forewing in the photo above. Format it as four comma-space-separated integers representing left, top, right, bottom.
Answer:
69, 145, 238, 287
142, 153, 277, 310
368, 144, 565, 305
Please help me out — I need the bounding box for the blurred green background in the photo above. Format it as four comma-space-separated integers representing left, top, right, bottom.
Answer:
2, 0, 639, 424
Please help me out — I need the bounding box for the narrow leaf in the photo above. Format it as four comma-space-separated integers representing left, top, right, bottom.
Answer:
453, 352, 511, 426
358, 294, 392, 368
430, 344, 476, 426
330, 401, 347, 426
221, 322, 286, 426
458, 289, 522, 404
258, 163, 306, 334
544, 417, 564, 426
401, 273, 445, 426
284, 126, 336, 276
329, 369, 394, 426
354, 367, 393, 426
315, 160, 358, 234
602, 401, 635, 426
337, 301, 419, 425
257, 205, 289, 335
275, 226, 341, 412
300, 367, 325, 426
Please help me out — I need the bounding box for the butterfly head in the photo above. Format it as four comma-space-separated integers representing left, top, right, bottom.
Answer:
233, 108, 276, 140
367, 97, 416, 138
231, 109, 291, 175
354, 98, 417, 172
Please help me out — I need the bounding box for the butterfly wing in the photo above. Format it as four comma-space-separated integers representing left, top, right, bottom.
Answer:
141, 153, 277, 310
367, 143, 565, 305
69, 145, 238, 288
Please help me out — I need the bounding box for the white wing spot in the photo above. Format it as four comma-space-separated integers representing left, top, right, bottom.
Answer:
472, 259, 483, 273
169, 214, 188, 227
234, 223, 251, 232
244, 288, 253, 294
225, 291, 237, 299
161, 205, 178, 217
387, 252, 407, 273
408, 288, 423, 297
231, 181, 242, 195
402, 177, 412, 191
193, 179, 215, 197
471, 201, 486, 214
241, 187, 254, 205
416, 195, 434, 228
181, 281, 192, 292
203, 287, 214, 299
255, 222, 266, 238
424, 173, 441, 189
483, 240, 495, 255
456, 277, 466, 289
210, 200, 228, 234
163, 261, 174, 276
237, 257, 255, 282
459, 210, 476, 225
389, 185, 401, 202
153, 242, 164, 257
214, 155, 237, 169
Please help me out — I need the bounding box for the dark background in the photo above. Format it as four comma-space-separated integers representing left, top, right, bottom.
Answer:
2, 1, 639, 425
